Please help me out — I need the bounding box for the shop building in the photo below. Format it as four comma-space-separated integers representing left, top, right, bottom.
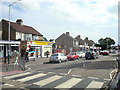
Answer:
0, 41, 20, 63
20, 41, 53, 59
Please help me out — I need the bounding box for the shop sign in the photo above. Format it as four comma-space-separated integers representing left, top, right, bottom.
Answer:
34, 41, 53, 45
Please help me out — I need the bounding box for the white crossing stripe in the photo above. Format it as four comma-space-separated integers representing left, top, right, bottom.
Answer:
55, 77, 82, 88
4, 83, 14, 87
16, 73, 47, 82
86, 80, 104, 88
4, 72, 31, 79
34, 75, 63, 86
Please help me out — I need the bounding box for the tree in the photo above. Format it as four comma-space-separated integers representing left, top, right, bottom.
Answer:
43, 37, 48, 41
98, 37, 115, 50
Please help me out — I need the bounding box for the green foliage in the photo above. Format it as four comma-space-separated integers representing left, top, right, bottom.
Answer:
98, 37, 115, 50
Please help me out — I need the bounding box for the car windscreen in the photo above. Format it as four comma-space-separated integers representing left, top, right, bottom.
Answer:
51, 54, 58, 56
68, 53, 75, 55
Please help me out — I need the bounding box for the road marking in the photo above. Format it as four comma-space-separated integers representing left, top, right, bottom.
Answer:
83, 64, 86, 68
86, 80, 104, 88
34, 75, 63, 86
54, 78, 82, 88
104, 78, 111, 81
109, 69, 117, 79
4, 72, 31, 79
59, 73, 68, 75
4, 83, 14, 87
67, 69, 72, 74
48, 72, 56, 74
16, 73, 47, 82
72, 75, 81, 78
27, 63, 43, 66
88, 77, 99, 80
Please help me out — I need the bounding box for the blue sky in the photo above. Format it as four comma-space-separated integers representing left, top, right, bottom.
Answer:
1, 0, 119, 45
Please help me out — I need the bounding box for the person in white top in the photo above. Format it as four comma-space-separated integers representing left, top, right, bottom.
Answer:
13, 50, 19, 66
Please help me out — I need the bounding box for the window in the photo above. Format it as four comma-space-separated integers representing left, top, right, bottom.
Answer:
33, 35, 39, 40
24, 34, 32, 40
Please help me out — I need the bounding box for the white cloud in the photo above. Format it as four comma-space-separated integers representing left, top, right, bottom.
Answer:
1, 0, 118, 44
40, 0, 118, 25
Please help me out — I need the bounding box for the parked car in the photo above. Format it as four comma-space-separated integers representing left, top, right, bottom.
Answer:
99, 50, 104, 55
102, 50, 109, 55
76, 51, 85, 58
110, 50, 116, 54
85, 51, 98, 60
67, 52, 79, 60
49, 53, 67, 63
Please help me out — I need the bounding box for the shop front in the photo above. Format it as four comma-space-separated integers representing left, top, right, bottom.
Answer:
0, 41, 20, 63
20, 41, 53, 59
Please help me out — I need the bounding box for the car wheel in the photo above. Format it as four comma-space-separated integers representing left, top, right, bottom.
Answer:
81, 56, 82, 58
96, 57, 98, 59
58, 60, 61, 63
66, 59, 68, 62
49, 61, 52, 63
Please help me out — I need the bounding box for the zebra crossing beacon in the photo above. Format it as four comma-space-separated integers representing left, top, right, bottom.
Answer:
20, 41, 53, 59
0, 40, 20, 64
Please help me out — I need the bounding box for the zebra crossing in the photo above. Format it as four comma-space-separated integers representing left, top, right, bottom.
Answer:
3, 71, 109, 89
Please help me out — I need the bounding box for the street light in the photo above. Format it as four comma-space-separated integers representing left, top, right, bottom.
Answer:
8, 0, 21, 64
107, 39, 108, 50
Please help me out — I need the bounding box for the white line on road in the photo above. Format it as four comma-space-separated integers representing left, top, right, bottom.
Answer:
4, 72, 32, 79
67, 69, 72, 74
26, 63, 43, 66
4, 83, 14, 87
59, 73, 68, 76
88, 77, 99, 80
72, 75, 81, 78
16, 73, 47, 82
48, 72, 56, 74
34, 75, 63, 86
109, 69, 118, 79
86, 80, 104, 88
54, 77, 82, 88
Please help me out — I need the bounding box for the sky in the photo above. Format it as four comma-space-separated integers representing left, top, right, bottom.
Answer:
1, 0, 119, 45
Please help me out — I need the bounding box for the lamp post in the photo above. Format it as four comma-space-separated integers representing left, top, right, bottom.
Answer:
107, 39, 108, 50
8, 0, 21, 64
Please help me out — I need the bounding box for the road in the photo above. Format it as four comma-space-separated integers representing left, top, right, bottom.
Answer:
27, 54, 117, 79
2, 54, 117, 89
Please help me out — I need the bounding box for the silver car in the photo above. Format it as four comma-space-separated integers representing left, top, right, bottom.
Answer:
49, 53, 68, 63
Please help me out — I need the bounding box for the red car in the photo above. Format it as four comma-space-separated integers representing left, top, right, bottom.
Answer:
102, 50, 109, 55
67, 52, 79, 60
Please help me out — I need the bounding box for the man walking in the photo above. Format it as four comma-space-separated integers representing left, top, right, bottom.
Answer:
25, 50, 29, 62
13, 50, 19, 66
20, 49, 26, 70
45, 51, 49, 58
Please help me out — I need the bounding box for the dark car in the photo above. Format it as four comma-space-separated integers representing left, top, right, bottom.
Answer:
85, 51, 98, 60
67, 52, 79, 60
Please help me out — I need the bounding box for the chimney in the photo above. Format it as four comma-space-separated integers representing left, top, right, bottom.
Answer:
77, 35, 81, 38
85, 37, 88, 40
66, 32, 70, 35
16, 19, 23, 26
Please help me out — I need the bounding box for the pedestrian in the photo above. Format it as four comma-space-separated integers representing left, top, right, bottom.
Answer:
45, 51, 49, 58
13, 50, 19, 66
25, 50, 29, 62
20, 49, 26, 70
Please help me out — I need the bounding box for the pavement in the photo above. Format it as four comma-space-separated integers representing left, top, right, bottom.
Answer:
0, 57, 49, 77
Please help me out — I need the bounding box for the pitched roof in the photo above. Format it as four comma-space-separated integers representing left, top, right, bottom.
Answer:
88, 40, 95, 46
56, 33, 77, 41
75, 36, 84, 45
2, 19, 43, 36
